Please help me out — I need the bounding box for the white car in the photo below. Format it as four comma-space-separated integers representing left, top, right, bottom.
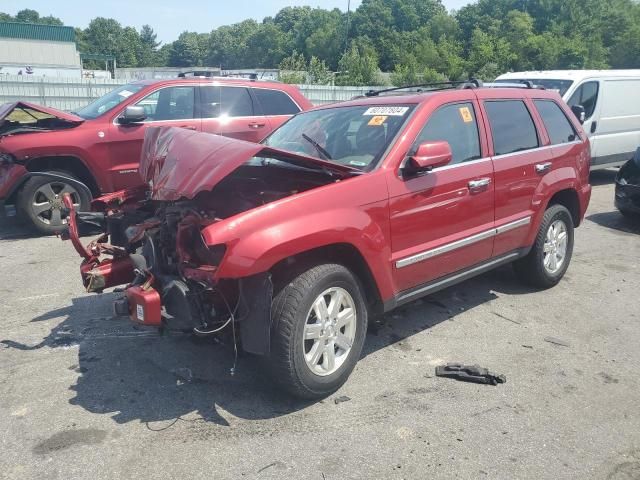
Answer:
496, 70, 640, 170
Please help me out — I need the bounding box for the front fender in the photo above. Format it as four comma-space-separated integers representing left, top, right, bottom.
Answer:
203, 203, 394, 300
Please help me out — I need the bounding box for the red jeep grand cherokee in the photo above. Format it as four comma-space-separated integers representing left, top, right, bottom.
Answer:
63, 81, 591, 398
0, 77, 311, 233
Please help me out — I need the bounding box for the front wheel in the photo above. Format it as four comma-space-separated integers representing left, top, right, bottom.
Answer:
268, 264, 368, 399
17, 171, 91, 235
514, 204, 574, 289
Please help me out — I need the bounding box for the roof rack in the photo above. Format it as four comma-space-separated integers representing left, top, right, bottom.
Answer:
486, 80, 545, 90
177, 70, 218, 78
365, 79, 482, 97
364, 78, 544, 97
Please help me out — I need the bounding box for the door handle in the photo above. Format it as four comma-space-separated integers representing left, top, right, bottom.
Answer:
590, 121, 597, 134
535, 162, 552, 174
468, 178, 491, 190
248, 122, 266, 129
179, 125, 197, 130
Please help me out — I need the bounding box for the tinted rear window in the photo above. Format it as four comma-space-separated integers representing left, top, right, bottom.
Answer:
534, 100, 577, 145
484, 100, 539, 156
253, 88, 300, 116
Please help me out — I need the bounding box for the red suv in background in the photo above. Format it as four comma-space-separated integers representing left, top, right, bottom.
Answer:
0, 77, 312, 233
62, 80, 591, 398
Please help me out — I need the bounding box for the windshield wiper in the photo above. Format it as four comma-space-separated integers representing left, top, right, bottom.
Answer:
302, 133, 332, 160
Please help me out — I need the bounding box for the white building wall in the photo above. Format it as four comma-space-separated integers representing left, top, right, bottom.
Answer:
0, 37, 81, 75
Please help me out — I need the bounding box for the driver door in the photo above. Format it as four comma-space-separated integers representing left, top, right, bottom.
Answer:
108, 85, 201, 190
387, 98, 495, 294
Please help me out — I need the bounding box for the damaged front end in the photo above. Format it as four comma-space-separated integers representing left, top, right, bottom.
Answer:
62, 126, 355, 353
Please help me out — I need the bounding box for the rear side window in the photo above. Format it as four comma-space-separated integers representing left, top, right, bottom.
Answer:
252, 88, 300, 116
484, 100, 539, 156
413, 102, 481, 165
534, 100, 577, 145
200, 86, 254, 118
567, 81, 599, 119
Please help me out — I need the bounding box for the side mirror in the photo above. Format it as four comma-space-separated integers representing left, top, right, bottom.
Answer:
571, 105, 586, 124
119, 105, 146, 125
404, 141, 453, 176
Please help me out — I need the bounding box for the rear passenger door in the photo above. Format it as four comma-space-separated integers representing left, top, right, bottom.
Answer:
479, 95, 551, 257
200, 85, 270, 143
251, 87, 302, 131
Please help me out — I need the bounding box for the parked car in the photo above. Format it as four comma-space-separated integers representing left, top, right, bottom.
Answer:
0, 77, 312, 234
62, 81, 591, 399
496, 70, 640, 170
615, 148, 640, 218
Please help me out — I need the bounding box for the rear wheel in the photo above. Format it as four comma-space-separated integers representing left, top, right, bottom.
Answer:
269, 263, 368, 399
514, 204, 574, 289
17, 171, 91, 235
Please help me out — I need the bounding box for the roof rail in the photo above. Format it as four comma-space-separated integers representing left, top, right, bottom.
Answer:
177, 70, 218, 78
363, 78, 545, 98
487, 80, 545, 90
365, 78, 485, 97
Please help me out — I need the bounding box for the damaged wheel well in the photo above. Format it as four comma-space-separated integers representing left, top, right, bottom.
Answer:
269, 243, 383, 317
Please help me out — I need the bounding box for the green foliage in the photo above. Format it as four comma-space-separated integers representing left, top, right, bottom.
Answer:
1, 9, 63, 25
336, 41, 383, 86
7, 0, 640, 83
308, 57, 333, 85
279, 51, 307, 84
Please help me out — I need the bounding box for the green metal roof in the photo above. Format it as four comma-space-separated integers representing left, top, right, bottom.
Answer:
0, 22, 75, 43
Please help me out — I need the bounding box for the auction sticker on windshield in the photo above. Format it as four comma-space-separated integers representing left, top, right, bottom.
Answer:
363, 106, 409, 116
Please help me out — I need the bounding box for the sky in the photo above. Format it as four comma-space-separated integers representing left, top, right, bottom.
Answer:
2, 0, 472, 43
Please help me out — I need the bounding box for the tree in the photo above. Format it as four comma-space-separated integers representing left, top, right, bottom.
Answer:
169, 31, 206, 67
137, 25, 161, 68
14, 9, 40, 23
308, 56, 333, 85
83, 17, 141, 68
336, 40, 383, 86
279, 51, 307, 84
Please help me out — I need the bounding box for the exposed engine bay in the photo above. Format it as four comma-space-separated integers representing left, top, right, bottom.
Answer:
64, 154, 343, 353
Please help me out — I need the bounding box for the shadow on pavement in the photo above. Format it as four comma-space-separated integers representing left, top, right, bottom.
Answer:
1, 264, 533, 426
587, 210, 640, 235
589, 168, 618, 186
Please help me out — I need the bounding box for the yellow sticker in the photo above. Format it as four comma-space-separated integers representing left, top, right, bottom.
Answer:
459, 107, 473, 123
368, 115, 387, 126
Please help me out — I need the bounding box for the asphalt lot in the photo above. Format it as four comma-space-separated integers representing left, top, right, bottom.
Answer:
0, 169, 639, 480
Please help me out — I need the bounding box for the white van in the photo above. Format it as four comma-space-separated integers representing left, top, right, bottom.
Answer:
495, 70, 640, 170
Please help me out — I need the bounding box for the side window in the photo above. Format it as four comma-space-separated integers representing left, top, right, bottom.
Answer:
412, 102, 481, 165
200, 86, 253, 118
567, 81, 599, 119
534, 100, 577, 145
484, 100, 539, 156
135, 86, 195, 121
252, 88, 300, 116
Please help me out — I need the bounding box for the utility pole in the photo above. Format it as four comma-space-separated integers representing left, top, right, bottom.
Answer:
345, 0, 351, 52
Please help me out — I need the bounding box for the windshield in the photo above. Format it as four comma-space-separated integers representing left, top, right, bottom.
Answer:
75, 84, 145, 120
263, 105, 415, 170
495, 79, 574, 96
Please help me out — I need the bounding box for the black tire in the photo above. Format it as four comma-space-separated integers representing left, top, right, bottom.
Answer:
269, 263, 368, 399
514, 204, 574, 289
17, 171, 91, 235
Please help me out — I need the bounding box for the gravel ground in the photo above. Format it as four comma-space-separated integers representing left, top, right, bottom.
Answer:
0, 170, 639, 480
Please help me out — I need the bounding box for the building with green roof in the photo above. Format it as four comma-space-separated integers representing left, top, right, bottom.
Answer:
0, 22, 82, 77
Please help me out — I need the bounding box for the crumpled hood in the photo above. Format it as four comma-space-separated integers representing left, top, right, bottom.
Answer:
0, 101, 85, 125
140, 126, 359, 201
